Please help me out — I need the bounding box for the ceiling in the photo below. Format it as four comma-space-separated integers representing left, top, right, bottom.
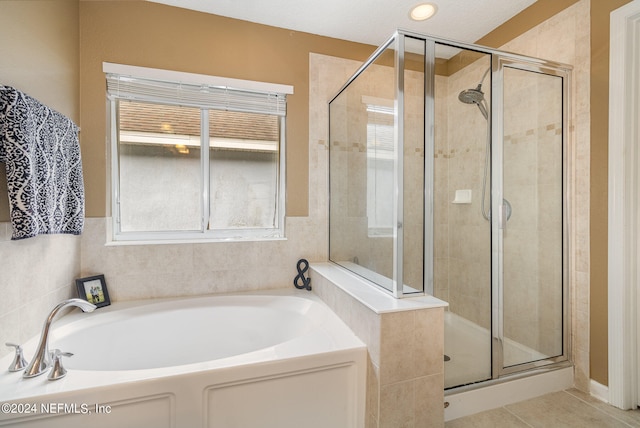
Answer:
148, 0, 537, 48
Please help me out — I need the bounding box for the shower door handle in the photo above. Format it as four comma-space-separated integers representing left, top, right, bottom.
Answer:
498, 199, 512, 231
499, 202, 508, 231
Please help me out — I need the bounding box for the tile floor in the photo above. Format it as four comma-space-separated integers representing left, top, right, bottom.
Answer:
445, 388, 640, 427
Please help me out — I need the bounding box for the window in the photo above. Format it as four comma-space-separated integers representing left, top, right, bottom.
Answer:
365, 98, 395, 237
104, 63, 292, 242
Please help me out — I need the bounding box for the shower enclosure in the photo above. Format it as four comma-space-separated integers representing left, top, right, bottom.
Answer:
328, 30, 570, 389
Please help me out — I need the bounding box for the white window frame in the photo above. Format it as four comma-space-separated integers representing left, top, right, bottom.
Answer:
104, 62, 292, 244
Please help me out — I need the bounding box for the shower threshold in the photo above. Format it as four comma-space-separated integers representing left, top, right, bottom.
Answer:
443, 310, 573, 421
444, 363, 573, 421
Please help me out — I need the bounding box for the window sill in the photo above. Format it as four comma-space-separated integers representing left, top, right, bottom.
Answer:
104, 219, 286, 246
105, 235, 287, 247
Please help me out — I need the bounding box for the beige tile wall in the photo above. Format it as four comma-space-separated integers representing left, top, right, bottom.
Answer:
80, 215, 326, 301
503, 69, 564, 358
437, 57, 563, 354
436, 54, 565, 358
328, 59, 395, 277
0, 224, 81, 359
435, 54, 493, 330
311, 269, 445, 428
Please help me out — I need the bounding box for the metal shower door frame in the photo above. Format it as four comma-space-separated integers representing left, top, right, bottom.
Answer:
490, 53, 572, 379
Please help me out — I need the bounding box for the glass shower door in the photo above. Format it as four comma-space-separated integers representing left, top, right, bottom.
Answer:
496, 61, 566, 374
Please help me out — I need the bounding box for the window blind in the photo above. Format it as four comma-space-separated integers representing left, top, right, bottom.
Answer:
104, 65, 290, 117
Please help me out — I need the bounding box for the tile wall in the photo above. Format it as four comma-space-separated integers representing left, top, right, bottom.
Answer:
434, 56, 493, 330
435, 56, 564, 358
311, 267, 445, 428
0, 225, 81, 359
80, 215, 326, 301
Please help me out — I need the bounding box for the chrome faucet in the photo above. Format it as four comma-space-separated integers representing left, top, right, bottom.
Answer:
22, 298, 96, 378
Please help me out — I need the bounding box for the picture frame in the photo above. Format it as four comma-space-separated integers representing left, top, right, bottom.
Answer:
75, 274, 111, 308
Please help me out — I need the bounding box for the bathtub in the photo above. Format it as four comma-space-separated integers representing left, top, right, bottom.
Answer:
0, 290, 367, 427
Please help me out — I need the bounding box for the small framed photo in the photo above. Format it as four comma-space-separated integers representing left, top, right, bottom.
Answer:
75, 274, 111, 308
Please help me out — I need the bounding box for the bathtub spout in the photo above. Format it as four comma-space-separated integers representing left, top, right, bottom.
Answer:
23, 298, 96, 379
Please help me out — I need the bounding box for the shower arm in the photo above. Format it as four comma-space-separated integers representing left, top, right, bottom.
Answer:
478, 67, 491, 89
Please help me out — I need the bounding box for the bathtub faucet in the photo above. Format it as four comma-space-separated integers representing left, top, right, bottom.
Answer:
23, 298, 96, 379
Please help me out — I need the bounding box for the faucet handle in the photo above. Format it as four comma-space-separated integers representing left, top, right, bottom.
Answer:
5, 343, 28, 372
47, 349, 73, 381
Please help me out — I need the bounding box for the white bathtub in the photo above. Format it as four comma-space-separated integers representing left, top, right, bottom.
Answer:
0, 290, 367, 428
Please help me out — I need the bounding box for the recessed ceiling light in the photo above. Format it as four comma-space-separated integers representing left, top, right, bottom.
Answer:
410, 3, 437, 21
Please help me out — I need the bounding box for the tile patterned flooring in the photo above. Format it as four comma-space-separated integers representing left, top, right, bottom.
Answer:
445, 389, 640, 427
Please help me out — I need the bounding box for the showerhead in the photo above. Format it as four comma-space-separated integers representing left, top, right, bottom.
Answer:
458, 85, 485, 104
458, 84, 488, 120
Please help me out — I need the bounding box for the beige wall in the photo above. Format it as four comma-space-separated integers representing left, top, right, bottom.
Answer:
434, 56, 492, 330
587, 0, 633, 387
0, 0, 80, 221
0, 0, 81, 359
79, 0, 374, 219
0, 1, 79, 120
